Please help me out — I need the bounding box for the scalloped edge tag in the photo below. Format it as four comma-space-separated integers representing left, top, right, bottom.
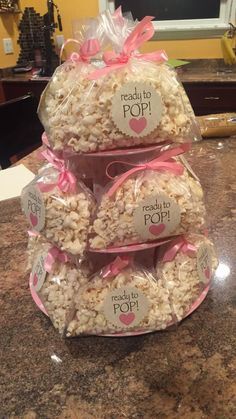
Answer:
111, 81, 163, 138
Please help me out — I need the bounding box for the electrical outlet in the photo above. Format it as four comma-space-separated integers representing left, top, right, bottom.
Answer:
56, 35, 65, 49
3, 38, 13, 54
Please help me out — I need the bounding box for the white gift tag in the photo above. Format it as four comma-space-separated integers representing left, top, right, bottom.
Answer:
133, 194, 181, 240
30, 252, 47, 293
103, 287, 149, 329
197, 244, 213, 284
112, 82, 163, 138
22, 185, 45, 232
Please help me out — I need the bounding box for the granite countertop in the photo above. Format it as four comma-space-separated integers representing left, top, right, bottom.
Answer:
1, 138, 236, 418
176, 59, 236, 83
1, 59, 236, 84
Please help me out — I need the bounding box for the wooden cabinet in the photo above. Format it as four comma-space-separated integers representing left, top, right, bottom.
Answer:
1, 79, 48, 102
183, 82, 236, 115
0, 82, 5, 103
1, 77, 236, 116
0, 94, 43, 168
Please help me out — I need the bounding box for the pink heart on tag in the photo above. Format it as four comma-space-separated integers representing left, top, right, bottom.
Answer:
129, 117, 147, 134
30, 213, 38, 227
149, 224, 166, 236
204, 267, 211, 280
119, 313, 135, 326
33, 273, 38, 287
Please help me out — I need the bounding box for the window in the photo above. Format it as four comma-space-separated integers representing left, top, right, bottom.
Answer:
99, 0, 236, 39
114, 0, 221, 21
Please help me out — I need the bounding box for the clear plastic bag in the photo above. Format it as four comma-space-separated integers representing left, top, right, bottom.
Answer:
26, 231, 47, 271
38, 12, 200, 154
29, 244, 91, 334
21, 164, 96, 255
83, 63, 201, 151
37, 17, 102, 152
64, 143, 164, 199
156, 234, 218, 322
99, 7, 135, 53
88, 11, 200, 148
65, 257, 174, 337
197, 113, 236, 138
89, 149, 206, 249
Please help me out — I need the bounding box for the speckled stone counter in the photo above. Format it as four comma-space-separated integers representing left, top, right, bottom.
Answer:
1, 138, 236, 419
1, 59, 236, 85
176, 59, 236, 83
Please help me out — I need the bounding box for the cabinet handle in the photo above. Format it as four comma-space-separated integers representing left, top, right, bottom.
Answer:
204, 97, 220, 100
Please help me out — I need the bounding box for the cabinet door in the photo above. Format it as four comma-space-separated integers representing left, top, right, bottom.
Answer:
2, 80, 47, 102
0, 82, 5, 103
183, 83, 236, 115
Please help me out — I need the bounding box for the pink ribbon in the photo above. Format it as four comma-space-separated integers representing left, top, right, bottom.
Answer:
102, 256, 131, 278
29, 276, 48, 316
106, 143, 190, 197
41, 148, 64, 170
162, 236, 197, 263
44, 246, 70, 273
60, 38, 100, 64
88, 16, 168, 80
41, 132, 50, 147
27, 230, 40, 237
38, 148, 77, 194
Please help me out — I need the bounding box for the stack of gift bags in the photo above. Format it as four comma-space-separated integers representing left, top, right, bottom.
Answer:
21, 9, 218, 337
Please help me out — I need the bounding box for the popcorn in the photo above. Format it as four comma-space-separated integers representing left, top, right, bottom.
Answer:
89, 163, 206, 249
41, 190, 94, 255
28, 235, 92, 334
65, 235, 218, 337
38, 61, 96, 152
26, 232, 47, 271
21, 165, 95, 256
38, 260, 90, 334
26, 13, 216, 340
156, 235, 218, 321
66, 262, 173, 337
38, 12, 200, 154
39, 61, 199, 154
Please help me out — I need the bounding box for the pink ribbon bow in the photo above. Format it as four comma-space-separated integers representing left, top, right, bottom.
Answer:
44, 246, 70, 273
41, 132, 50, 147
106, 143, 190, 197
88, 16, 167, 80
162, 236, 197, 263
102, 256, 131, 279
60, 38, 100, 64
27, 230, 40, 237
38, 148, 77, 194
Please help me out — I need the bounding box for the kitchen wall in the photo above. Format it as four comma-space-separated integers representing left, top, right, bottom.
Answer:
0, 0, 99, 67
0, 0, 222, 68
